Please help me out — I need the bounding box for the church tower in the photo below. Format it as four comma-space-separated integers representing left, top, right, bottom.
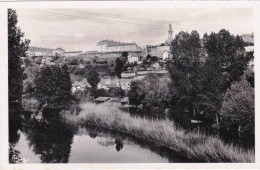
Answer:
168, 24, 173, 42
165, 24, 173, 45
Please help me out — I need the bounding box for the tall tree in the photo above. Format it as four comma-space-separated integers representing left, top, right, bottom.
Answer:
168, 31, 204, 125
8, 9, 30, 102
200, 29, 252, 121
87, 68, 100, 90
35, 65, 73, 109
114, 58, 124, 88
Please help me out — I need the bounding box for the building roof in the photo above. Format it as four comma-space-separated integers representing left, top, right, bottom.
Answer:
106, 43, 137, 47
120, 78, 133, 83
97, 39, 138, 47
28, 47, 53, 52
241, 33, 254, 43
72, 81, 90, 87
102, 84, 118, 88
63, 51, 83, 54
120, 97, 129, 103
55, 47, 65, 51
94, 97, 110, 102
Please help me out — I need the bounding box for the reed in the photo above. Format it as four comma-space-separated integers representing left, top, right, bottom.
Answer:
61, 102, 254, 162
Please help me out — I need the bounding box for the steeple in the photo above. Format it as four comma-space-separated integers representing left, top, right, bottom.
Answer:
168, 24, 173, 42
165, 24, 173, 45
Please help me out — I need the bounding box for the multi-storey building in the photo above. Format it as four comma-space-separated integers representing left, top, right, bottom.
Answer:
97, 40, 142, 53
27, 47, 66, 57
27, 47, 54, 57
54, 47, 66, 55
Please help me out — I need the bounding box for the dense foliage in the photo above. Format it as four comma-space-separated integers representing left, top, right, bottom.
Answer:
128, 74, 170, 114
8, 9, 30, 102
220, 76, 254, 134
167, 31, 204, 124
114, 58, 124, 79
168, 29, 252, 125
87, 68, 100, 90
35, 65, 73, 109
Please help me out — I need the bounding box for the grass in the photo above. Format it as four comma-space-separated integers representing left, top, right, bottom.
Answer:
61, 102, 254, 162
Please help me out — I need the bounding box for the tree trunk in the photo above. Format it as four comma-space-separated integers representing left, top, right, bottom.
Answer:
119, 78, 121, 89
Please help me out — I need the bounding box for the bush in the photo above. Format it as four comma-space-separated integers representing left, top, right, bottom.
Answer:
220, 76, 254, 134
69, 59, 79, 65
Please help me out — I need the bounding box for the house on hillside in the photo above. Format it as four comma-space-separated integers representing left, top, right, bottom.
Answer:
79, 63, 85, 68
127, 55, 139, 64
162, 50, 171, 61
72, 80, 91, 93
245, 46, 254, 53
98, 76, 120, 90
119, 79, 132, 91
97, 39, 142, 53
99, 84, 119, 90
54, 47, 66, 55
121, 72, 136, 78
151, 62, 160, 70
120, 97, 129, 105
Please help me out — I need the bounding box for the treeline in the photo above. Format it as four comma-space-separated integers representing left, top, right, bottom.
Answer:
129, 29, 254, 136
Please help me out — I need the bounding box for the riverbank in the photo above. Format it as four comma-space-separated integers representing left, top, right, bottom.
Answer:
61, 102, 254, 163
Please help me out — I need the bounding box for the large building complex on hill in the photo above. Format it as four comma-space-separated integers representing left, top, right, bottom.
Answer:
96, 40, 142, 53
27, 47, 66, 57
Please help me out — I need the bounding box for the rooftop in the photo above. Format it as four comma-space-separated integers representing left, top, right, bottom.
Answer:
102, 84, 118, 88
94, 97, 110, 102
55, 47, 65, 51
28, 47, 53, 51
120, 97, 129, 103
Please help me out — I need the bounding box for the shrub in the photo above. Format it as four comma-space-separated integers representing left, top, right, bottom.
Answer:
220, 76, 254, 134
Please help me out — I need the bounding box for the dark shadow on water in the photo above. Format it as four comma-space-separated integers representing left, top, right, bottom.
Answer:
19, 107, 76, 163
9, 103, 23, 163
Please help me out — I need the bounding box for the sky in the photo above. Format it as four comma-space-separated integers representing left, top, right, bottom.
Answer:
16, 8, 253, 52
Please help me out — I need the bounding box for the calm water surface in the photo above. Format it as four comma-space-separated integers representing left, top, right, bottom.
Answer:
9, 104, 178, 163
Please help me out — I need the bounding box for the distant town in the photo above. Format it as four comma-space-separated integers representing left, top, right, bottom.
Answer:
24, 25, 254, 95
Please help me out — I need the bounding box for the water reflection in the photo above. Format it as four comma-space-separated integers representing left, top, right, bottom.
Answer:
9, 104, 176, 163
20, 108, 75, 163
9, 103, 23, 163
115, 138, 123, 152
9, 103, 253, 163
80, 125, 185, 163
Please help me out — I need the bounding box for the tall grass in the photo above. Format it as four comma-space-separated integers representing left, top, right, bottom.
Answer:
61, 102, 254, 162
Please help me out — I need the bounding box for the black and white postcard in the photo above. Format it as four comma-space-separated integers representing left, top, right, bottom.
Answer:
0, 1, 259, 169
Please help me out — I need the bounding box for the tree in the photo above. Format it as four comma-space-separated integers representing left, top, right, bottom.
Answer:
114, 58, 124, 88
244, 67, 254, 88
87, 68, 100, 90
200, 29, 252, 121
219, 76, 254, 134
146, 55, 151, 60
128, 80, 146, 106
121, 52, 128, 64
8, 9, 30, 102
35, 57, 42, 65
142, 75, 171, 113
168, 31, 204, 125
35, 65, 73, 109
69, 59, 79, 65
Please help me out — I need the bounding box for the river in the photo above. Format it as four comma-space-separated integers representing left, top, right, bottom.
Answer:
9, 104, 183, 163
